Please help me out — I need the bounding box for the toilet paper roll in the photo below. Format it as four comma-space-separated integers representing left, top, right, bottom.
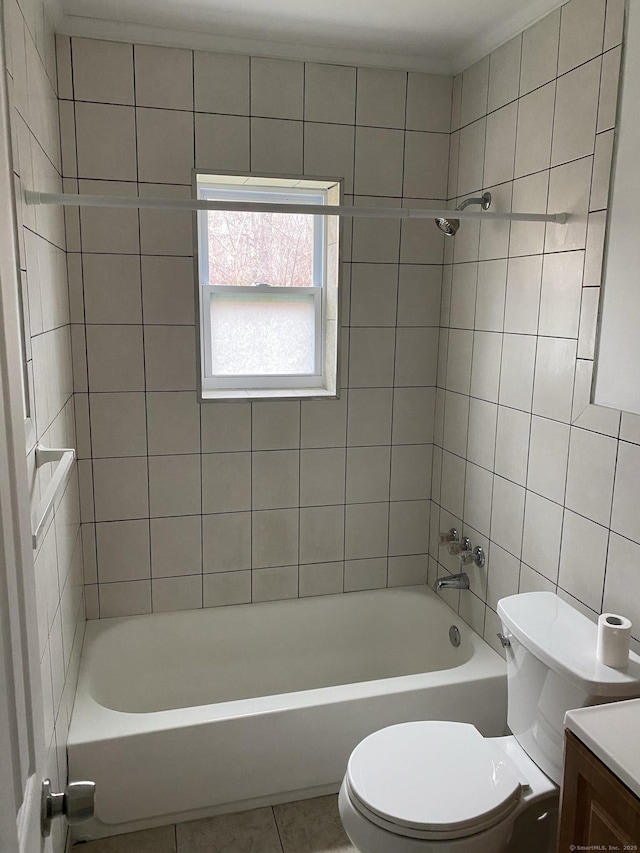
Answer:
597, 613, 632, 668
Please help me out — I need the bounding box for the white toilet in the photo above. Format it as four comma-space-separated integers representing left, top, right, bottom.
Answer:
339, 592, 640, 853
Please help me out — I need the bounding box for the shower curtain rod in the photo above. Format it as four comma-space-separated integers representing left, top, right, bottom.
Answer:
24, 191, 569, 224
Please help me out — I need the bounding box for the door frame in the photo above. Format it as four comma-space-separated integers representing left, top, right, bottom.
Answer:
0, 9, 48, 851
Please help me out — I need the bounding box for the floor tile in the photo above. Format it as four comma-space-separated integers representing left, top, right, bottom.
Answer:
274, 795, 355, 853
74, 825, 176, 853
176, 806, 282, 853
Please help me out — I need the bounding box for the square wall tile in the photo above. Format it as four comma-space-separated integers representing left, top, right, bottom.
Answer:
406, 72, 452, 133
565, 427, 617, 526
470, 332, 502, 403
82, 253, 142, 324
252, 401, 300, 450
611, 442, 640, 544
397, 265, 441, 327
503, 255, 542, 335
148, 454, 201, 517
78, 180, 140, 254
301, 396, 347, 449
93, 456, 149, 521
202, 452, 251, 514
354, 127, 404, 197
144, 326, 197, 391
136, 108, 194, 184
514, 83, 555, 179
71, 38, 134, 105
203, 570, 251, 607
146, 392, 200, 455
300, 448, 346, 506
486, 544, 519, 610
356, 67, 406, 128
483, 103, 517, 189
141, 256, 195, 325
551, 58, 601, 168
403, 132, 449, 199
195, 113, 250, 173
96, 519, 150, 583
89, 392, 147, 458
150, 515, 202, 577
251, 57, 303, 120
252, 565, 298, 602
461, 56, 489, 126
203, 512, 251, 572
464, 462, 493, 537
390, 445, 432, 501
75, 103, 136, 181
532, 337, 576, 423
498, 334, 536, 412
558, 509, 608, 611
152, 576, 202, 611
86, 325, 144, 392
299, 562, 343, 597
346, 446, 390, 504
348, 328, 395, 388
389, 500, 429, 556
394, 328, 438, 387
345, 502, 388, 560
201, 402, 251, 452
388, 554, 429, 587
304, 62, 356, 124
99, 580, 151, 617
490, 476, 525, 558
603, 534, 640, 633
194, 51, 249, 114
494, 406, 531, 487
303, 122, 354, 193
250, 118, 302, 175
138, 184, 193, 255
134, 45, 193, 110
467, 398, 497, 470
520, 8, 560, 95
252, 450, 299, 510
346, 388, 392, 447
488, 35, 521, 112
522, 492, 563, 583
558, 0, 606, 76
252, 509, 298, 569
538, 251, 584, 338
350, 263, 398, 327
344, 557, 387, 591
527, 416, 570, 505
392, 387, 435, 445
300, 505, 344, 564
475, 260, 506, 332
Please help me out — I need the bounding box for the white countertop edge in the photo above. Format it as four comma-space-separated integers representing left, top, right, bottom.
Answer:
564, 698, 640, 800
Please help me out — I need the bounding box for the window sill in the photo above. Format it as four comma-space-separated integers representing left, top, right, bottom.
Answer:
200, 387, 339, 402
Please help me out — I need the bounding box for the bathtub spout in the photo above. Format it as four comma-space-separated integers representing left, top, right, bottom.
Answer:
435, 572, 470, 591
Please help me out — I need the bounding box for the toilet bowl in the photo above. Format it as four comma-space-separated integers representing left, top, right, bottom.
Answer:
339, 592, 640, 853
339, 722, 557, 853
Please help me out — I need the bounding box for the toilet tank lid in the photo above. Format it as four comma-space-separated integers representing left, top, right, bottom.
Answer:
497, 593, 640, 697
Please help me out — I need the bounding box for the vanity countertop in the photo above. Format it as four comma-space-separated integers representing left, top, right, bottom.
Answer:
565, 698, 640, 799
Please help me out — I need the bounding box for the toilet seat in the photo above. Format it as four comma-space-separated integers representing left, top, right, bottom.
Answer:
346, 722, 525, 841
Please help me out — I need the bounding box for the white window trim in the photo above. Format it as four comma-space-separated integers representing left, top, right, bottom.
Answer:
195, 174, 340, 399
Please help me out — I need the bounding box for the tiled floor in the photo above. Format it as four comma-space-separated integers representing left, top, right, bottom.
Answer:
74, 795, 356, 853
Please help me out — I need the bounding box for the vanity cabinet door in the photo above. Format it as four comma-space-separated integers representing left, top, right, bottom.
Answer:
557, 730, 640, 851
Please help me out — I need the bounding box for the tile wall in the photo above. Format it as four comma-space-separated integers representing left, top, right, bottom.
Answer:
56, 40, 451, 616
4, 0, 85, 850
430, 0, 640, 656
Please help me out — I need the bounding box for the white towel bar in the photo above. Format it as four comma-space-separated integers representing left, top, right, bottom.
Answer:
32, 445, 76, 550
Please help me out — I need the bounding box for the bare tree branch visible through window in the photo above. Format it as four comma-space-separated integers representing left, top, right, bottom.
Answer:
207, 210, 314, 287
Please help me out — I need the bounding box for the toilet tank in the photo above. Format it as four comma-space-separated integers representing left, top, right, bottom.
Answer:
497, 593, 640, 785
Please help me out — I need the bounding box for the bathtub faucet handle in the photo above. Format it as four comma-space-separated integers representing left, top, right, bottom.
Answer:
439, 527, 459, 545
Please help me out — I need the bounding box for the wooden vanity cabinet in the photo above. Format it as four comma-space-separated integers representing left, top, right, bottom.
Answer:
557, 730, 640, 850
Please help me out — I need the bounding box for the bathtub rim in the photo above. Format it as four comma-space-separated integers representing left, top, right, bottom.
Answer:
69, 584, 506, 746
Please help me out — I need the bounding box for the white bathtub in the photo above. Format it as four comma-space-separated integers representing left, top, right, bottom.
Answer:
68, 585, 507, 840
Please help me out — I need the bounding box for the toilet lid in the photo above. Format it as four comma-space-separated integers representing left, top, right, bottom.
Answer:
346, 722, 523, 836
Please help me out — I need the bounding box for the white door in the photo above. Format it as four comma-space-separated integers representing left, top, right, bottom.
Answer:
0, 18, 49, 852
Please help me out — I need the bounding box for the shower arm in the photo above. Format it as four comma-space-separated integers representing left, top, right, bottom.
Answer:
24, 190, 569, 224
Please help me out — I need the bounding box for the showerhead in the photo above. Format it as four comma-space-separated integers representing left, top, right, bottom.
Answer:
435, 217, 460, 237
434, 192, 492, 237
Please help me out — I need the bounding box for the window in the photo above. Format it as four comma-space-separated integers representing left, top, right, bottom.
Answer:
195, 173, 342, 400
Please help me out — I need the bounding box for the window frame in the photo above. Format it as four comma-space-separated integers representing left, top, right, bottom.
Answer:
194, 172, 342, 401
